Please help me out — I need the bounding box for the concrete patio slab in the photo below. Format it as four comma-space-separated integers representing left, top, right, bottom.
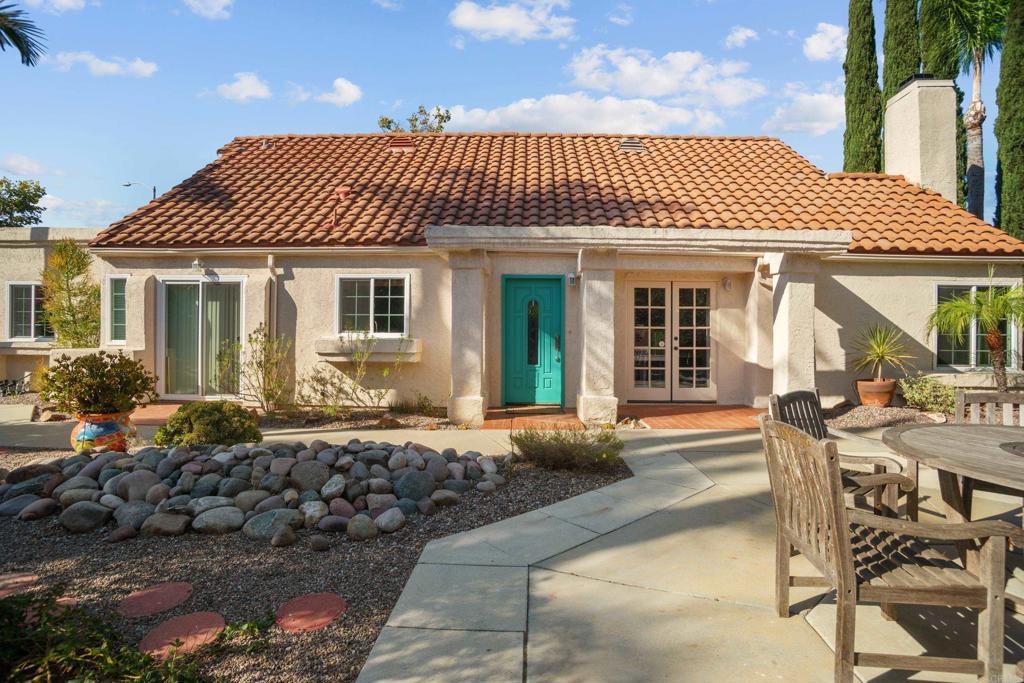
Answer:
355, 627, 524, 683
417, 532, 526, 567
594, 475, 704, 510
539, 489, 662, 534
527, 568, 835, 683
387, 564, 527, 632
0, 404, 33, 425
466, 510, 599, 565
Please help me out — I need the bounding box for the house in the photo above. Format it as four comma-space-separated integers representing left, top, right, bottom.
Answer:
4, 77, 1024, 425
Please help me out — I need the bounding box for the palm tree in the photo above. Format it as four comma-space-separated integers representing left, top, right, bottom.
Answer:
928, 0, 1009, 218
0, 3, 45, 66
926, 271, 1024, 390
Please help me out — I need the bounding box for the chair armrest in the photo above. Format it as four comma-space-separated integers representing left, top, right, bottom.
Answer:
838, 452, 906, 474
843, 472, 917, 491
848, 509, 1024, 544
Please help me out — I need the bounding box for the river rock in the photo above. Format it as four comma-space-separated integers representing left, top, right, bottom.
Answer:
289, 461, 329, 492
17, 497, 59, 520
141, 512, 190, 536
53, 476, 99, 498
299, 500, 329, 528
60, 501, 111, 533
59, 488, 98, 508
243, 508, 302, 540
234, 489, 271, 513
192, 506, 245, 534
394, 471, 436, 501
113, 501, 155, 529
116, 470, 161, 501
375, 507, 405, 533
430, 489, 460, 507
346, 515, 378, 541
186, 496, 234, 517
0, 494, 40, 517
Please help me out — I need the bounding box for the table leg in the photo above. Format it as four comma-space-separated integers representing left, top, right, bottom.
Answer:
936, 469, 981, 573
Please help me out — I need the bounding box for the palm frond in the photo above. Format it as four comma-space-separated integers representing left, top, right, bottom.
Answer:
0, 3, 45, 66
851, 324, 915, 380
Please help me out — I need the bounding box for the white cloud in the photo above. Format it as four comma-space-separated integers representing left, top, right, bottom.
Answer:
38, 195, 129, 227
608, 3, 632, 26
184, 0, 233, 19
216, 72, 271, 102
724, 26, 757, 49
448, 92, 723, 134
51, 51, 158, 78
1, 153, 63, 177
451, 34, 466, 49
803, 22, 846, 62
763, 81, 844, 136
371, 0, 402, 8
23, 0, 87, 13
568, 44, 767, 108
314, 77, 363, 108
449, 0, 575, 42
286, 83, 312, 104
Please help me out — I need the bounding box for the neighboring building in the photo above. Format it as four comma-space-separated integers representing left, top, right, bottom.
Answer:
4, 77, 1024, 423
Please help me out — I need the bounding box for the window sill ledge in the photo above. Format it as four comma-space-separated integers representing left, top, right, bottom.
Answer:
0, 340, 54, 355
314, 337, 422, 363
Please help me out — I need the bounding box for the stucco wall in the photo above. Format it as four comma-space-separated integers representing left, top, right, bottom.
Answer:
814, 259, 1024, 406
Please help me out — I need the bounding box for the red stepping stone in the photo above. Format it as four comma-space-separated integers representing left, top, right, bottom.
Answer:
139, 611, 225, 659
275, 593, 347, 633
117, 582, 193, 618
0, 572, 38, 599
25, 597, 77, 626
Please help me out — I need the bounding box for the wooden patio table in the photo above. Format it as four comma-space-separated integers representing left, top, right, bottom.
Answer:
883, 423, 1024, 610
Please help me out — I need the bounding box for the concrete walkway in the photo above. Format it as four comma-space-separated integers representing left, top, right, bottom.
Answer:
357, 429, 1024, 683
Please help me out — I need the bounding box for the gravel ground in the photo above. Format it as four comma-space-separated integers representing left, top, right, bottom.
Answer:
0, 453, 630, 682
825, 404, 938, 430
0, 447, 64, 472
259, 410, 454, 431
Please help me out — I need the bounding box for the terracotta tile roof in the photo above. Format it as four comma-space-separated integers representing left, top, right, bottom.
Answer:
91, 133, 1024, 256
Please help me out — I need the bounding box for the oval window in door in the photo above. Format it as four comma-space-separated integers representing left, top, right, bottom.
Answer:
527, 299, 539, 365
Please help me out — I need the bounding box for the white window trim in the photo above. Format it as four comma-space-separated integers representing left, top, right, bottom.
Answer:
104, 274, 130, 346
334, 273, 411, 339
5, 281, 53, 342
933, 281, 1022, 371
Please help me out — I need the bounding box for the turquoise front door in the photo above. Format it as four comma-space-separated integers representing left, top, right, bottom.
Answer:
502, 277, 564, 405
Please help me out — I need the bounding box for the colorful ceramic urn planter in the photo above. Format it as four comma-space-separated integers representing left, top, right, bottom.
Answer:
70, 411, 135, 453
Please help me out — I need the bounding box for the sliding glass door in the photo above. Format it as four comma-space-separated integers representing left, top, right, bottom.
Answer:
164, 281, 241, 397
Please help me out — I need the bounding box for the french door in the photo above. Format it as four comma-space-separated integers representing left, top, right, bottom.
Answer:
163, 280, 242, 398
629, 281, 716, 402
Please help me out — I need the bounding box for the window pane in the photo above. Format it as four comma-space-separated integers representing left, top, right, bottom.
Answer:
370, 277, 405, 335
110, 278, 127, 341
32, 286, 51, 338
340, 279, 370, 332
935, 286, 973, 367
527, 299, 539, 365
9, 285, 32, 338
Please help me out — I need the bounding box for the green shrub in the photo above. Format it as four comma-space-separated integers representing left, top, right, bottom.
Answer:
898, 373, 956, 414
40, 351, 158, 415
155, 400, 262, 446
0, 588, 202, 682
510, 429, 624, 472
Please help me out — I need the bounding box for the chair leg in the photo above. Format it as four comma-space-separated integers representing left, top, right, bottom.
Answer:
906, 488, 919, 522
962, 476, 975, 520
978, 537, 1006, 683
835, 591, 857, 683
776, 527, 791, 618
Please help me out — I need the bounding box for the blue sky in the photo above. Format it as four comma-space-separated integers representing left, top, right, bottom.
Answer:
0, 0, 1004, 226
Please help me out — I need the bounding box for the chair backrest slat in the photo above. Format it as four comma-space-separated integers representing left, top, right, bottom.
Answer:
767, 389, 828, 440
954, 389, 1024, 426
759, 416, 853, 589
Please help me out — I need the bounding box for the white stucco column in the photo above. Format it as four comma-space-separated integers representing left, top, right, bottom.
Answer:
766, 253, 818, 395
576, 248, 618, 425
447, 250, 488, 426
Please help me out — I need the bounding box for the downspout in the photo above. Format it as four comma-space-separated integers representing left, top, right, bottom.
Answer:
267, 253, 278, 337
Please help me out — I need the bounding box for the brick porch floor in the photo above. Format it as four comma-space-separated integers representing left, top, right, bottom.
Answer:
481, 404, 765, 430
131, 402, 185, 426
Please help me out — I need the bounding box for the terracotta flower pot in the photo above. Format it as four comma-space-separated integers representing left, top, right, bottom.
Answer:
855, 379, 898, 408
70, 411, 136, 453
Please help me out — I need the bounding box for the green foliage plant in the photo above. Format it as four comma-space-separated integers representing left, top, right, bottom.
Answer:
510, 429, 625, 472
899, 373, 956, 413
851, 324, 915, 380
995, 0, 1024, 235
844, 0, 883, 172
217, 323, 292, 414
40, 350, 157, 415
41, 238, 100, 347
0, 177, 45, 226
154, 400, 262, 446
378, 105, 452, 133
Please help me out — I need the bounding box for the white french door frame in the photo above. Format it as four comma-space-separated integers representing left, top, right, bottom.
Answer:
626, 279, 718, 403
155, 274, 246, 400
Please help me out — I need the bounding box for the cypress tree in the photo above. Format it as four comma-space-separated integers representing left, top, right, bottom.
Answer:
883, 0, 922, 105
995, 0, 1024, 236
921, 0, 968, 206
844, 0, 883, 172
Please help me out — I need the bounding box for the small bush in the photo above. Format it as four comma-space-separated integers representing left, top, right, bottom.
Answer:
390, 391, 436, 416
154, 400, 262, 446
510, 429, 624, 472
899, 373, 956, 414
296, 364, 350, 419
0, 588, 202, 682
40, 351, 158, 415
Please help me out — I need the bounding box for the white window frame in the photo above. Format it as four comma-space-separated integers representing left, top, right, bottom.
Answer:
334, 274, 411, 338
105, 274, 130, 346
5, 281, 53, 341
933, 282, 1021, 371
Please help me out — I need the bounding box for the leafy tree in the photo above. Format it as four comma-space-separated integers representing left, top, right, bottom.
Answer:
844, 0, 883, 172
926, 272, 1024, 391
0, 177, 45, 226
995, 0, 1024, 236
0, 3, 44, 66
883, 0, 922, 105
921, 0, 969, 206
41, 239, 100, 347
378, 105, 452, 133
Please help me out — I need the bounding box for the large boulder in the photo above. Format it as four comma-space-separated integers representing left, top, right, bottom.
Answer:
116, 470, 161, 501
299, 500, 329, 528
53, 476, 99, 498
140, 512, 190, 536
217, 477, 251, 498
59, 488, 97, 508
393, 471, 436, 501
346, 515, 378, 541
320, 474, 346, 501
0, 494, 40, 517
289, 461, 330, 492
234, 489, 271, 513
375, 507, 405, 533
113, 501, 156, 530
242, 508, 302, 540
17, 497, 59, 520
186, 496, 234, 517
60, 501, 111, 533
5, 463, 60, 484
192, 506, 245, 534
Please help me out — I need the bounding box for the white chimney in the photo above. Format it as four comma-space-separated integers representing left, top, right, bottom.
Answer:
884, 76, 958, 203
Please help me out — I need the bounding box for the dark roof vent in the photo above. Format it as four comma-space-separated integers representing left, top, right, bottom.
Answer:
618, 137, 647, 153
388, 135, 415, 153
898, 73, 935, 91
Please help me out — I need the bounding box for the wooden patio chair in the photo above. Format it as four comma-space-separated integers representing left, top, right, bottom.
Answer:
761, 416, 1016, 682
955, 389, 1024, 523
768, 389, 917, 518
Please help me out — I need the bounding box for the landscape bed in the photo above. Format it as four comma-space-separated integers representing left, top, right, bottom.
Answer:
0, 440, 630, 682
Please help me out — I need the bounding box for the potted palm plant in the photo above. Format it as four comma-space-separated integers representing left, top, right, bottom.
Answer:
39, 351, 158, 453
852, 324, 913, 407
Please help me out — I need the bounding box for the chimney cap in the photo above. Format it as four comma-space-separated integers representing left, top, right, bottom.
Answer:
898, 73, 935, 92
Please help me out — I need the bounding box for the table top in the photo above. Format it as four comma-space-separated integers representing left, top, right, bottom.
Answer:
882, 423, 1024, 490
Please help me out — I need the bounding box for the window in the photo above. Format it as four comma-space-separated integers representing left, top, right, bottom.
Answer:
109, 277, 127, 343
936, 284, 1018, 369
8, 283, 52, 339
337, 275, 407, 336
